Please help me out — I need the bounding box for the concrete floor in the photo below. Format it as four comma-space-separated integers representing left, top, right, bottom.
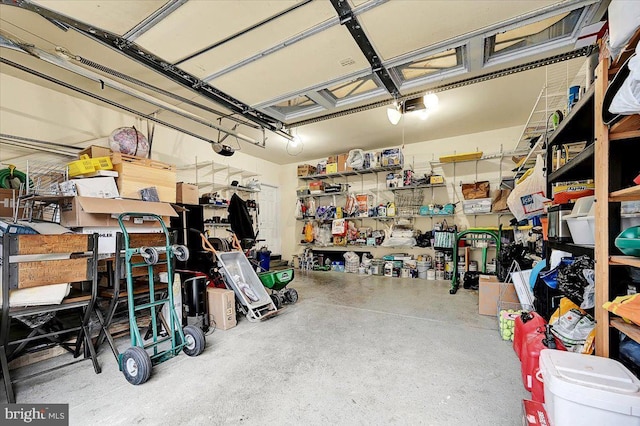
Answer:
3, 272, 528, 425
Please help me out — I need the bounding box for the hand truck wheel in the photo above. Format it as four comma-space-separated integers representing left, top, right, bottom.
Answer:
139, 246, 159, 265
172, 245, 190, 262
122, 347, 152, 385
182, 325, 206, 357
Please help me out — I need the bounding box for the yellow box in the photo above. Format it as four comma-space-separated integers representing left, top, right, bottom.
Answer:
91, 156, 113, 171
430, 175, 444, 184
68, 156, 95, 177
326, 163, 338, 174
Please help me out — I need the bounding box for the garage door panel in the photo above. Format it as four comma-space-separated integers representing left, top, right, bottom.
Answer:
210, 26, 369, 106
180, 0, 336, 79
135, 0, 303, 63
358, 0, 558, 61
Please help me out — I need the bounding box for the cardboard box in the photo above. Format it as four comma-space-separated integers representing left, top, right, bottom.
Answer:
60, 196, 177, 228
297, 164, 317, 177
78, 145, 112, 159
206, 288, 237, 330
327, 155, 338, 164
75, 226, 162, 255
338, 153, 349, 172
60, 177, 120, 198
326, 163, 338, 174
176, 182, 198, 205
0, 188, 23, 218
430, 175, 444, 184
309, 181, 325, 192
478, 276, 520, 316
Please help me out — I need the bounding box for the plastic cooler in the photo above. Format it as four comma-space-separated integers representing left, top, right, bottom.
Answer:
540, 349, 640, 425
513, 311, 547, 361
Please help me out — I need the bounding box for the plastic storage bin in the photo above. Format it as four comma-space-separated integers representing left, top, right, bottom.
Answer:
540, 349, 640, 426
564, 196, 595, 245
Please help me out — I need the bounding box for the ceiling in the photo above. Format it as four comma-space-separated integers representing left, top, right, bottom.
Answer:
0, 0, 607, 164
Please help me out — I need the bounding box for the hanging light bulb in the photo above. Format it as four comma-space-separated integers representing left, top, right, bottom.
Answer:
291, 135, 302, 148
423, 93, 439, 110
387, 107, 402, 125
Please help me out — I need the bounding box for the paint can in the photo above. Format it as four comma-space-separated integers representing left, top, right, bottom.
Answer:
427, 269, 436, 280
417, 261, 429, 279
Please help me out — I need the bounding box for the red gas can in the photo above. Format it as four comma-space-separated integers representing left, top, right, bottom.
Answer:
513, 311, 546, 361
521, 325, 565, 391
530, 367, 545, 403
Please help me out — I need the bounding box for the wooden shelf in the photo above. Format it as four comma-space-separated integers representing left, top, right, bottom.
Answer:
610, 115, 640, 141
609, 256, 640, 268
611, 318, 640, 344
609, 185, 640, 202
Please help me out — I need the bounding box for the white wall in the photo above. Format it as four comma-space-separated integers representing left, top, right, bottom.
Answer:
281, 126, 525, 262
1, 72, 528, 264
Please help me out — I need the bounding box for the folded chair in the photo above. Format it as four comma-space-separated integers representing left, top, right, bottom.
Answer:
0, 233, 101, 403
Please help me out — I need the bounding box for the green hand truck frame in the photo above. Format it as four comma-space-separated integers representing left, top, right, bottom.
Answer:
117, 213, 205, 385
450, 227, 502, 295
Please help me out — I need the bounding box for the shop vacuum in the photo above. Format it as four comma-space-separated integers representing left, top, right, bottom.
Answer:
183, 276, 210, 332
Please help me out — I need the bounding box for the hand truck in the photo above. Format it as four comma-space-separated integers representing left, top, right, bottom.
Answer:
117, 213, 205, 385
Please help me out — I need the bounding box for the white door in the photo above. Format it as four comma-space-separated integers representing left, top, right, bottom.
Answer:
257, 184, 281, 254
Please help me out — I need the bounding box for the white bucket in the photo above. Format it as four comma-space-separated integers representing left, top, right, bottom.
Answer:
427, 269, 436, 280
417, 261, 429, 279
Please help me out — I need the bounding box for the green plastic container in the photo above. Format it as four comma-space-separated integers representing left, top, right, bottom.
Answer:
259, 268, 295, 291
615, 226, 640, 257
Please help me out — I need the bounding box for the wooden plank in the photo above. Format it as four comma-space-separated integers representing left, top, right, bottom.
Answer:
17, 258, 89, 288
110, 152, 175, 171
594, 57, 611, 358
611, 27, 640, 71
610, 256, 640, 268
438, 151, 482, 163
114, 162, 177, 203
128, 233, 167, 248
609, 185, 640, 202
610, 115, 640, 140
14, 234, 88, 255
610, 318, 640, 344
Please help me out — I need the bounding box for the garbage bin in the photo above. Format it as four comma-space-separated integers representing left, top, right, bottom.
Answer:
257, 249, 271, 271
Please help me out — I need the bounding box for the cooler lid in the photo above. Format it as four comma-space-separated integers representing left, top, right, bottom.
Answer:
542, 350, 639, 394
